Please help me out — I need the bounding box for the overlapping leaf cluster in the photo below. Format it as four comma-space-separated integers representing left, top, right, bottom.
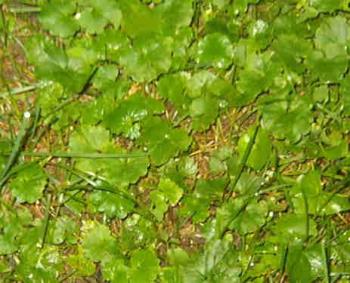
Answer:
0, 0, 349, 282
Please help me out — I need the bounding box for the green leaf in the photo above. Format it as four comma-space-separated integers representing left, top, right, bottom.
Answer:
216, 198, 268, 235
15, 246, 62, 282
120, 34, 173, 82
313, 85, 329, 102
306, 51, 348, 82
49, 216, 78, 245
158, 73, 191, 116
25, 37, 94, 93
67, 248, 96, 277
129, 249, 160, 283
104, 93, 164, 138
272, 34, 312, 74
102, 258, 128, 283
10, 163, 47, 203
273, 214, 317, 244
310, 0, 348, 13
314, 16, 350, 58
185, 70, 216, 98
157, 0, 194, 35
120, 0, 162, 38
181, 238, 241, 282
89, 190, 134, 219
287, 245, 314, 283
260, 94, 313, 142
39, 0, 79, 37
140, 117, 191, 165
292, 171, 350, 215
190, 96, 219, 131
81, 221, 119, 262
233, 0, 260, 13
181, 178, 227, 223
237, 127, 271, 170
69, 126, 149, 186
150, 178, 183, 221
77, 0, 122, 34
194, 33, 233, 69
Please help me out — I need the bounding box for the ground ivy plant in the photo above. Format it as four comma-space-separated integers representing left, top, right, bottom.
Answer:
0, 0, 349, 282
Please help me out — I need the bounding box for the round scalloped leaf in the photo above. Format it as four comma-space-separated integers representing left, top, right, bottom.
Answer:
156, 0, 194, 34
39, 0, 79, 37
150, 178, 183, 221
310, 0, 349, 12
103, 93, 164, 138
314, 16, 350, 58
81, 221, 119, 262
194, 33, 233, 69
10, 163, 47, 203
306, 51, 348, 83
260, 94, 313, 142
190, 96, 219, 131
77, 0, 122, 34
88, 191, 134, 219
129, 249, 160, 283
158, 73, 191, 116
120, 34, 173, 82
140, 117, 192, 165
119, 0, 162, 37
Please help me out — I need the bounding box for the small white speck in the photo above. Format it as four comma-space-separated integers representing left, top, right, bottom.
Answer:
75, 13, 81, 20
250, 262, 255, 267
252, 20, 267, 36
274, 246, 278, 251
269, 211, 274, 218
24, 111, 31, 119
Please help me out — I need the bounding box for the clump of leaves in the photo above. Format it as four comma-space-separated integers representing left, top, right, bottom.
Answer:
0, 0, 349, 282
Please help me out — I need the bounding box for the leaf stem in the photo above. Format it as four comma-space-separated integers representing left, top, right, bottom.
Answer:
0, 82, 49, 99
0, 151, 148, 159
0, 113, 32, 190
40, 193, 52, 249
224, 123, 260, 200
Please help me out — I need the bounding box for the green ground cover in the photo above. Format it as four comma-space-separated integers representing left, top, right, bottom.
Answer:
0, 0, 349, 282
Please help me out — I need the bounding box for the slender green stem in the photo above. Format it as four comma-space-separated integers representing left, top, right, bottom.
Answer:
0, 82, 49, 98
224, 123, 260, 200
279, 244, 288, 278
322, 240, 331, 283
301, 187, 310, 244
8, 6, 41, 13
40, 194, 52, 249
0, 151, 148, 159
0, 113, 32, 190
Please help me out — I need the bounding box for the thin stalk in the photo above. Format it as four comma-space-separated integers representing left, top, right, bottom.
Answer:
279, 244, 288, 278
301, 187, 310, 244
0, 113, 32, 190
0, 151, 148, 159
8, 6, 41, 13
40, 194, 52, 249
0, 82, 49, 98
223, 123, 260, 200
322, 240, 331, 283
